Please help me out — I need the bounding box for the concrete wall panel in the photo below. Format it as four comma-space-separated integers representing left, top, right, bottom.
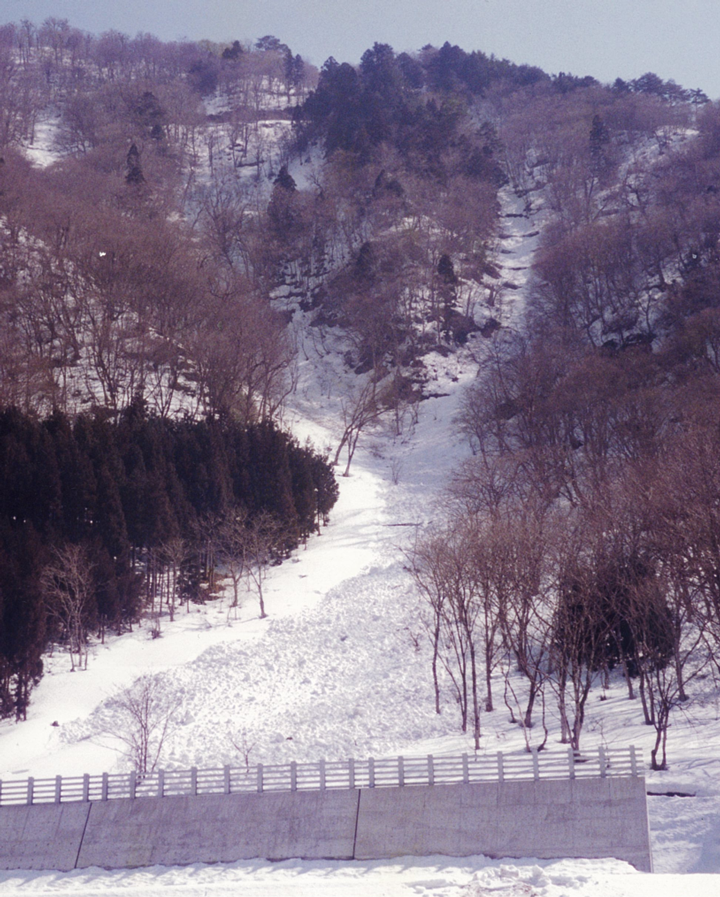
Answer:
355, 777, 652, 872
0, 802, 90, 871
76, 788, 359, 869
355, 782, 502, 860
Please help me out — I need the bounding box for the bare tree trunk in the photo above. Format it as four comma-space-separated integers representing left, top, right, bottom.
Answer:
484, 637, 494, 712
557, 669, 572, 744
432, 618, 441, 714
469, 639, 481, 749
638, 669, 655, 725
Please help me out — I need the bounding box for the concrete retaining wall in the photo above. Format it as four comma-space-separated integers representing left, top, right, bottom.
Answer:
0, 776, 652, 873
355, 776, 652, 871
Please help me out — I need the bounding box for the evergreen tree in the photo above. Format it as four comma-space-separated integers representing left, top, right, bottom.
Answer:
0, 405, 338, 715
125, 143, 144, 185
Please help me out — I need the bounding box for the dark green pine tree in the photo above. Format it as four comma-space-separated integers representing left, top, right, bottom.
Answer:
589, 114, 611, 177
44, 411, 96, 544
94, 462, 129, 559
310, 451, 339, 528
247, 422, 298, 540
0, 408, 58, 534
0, 523, 46, 721
288, 441, 319, 540
125, 143, 145, 186
119, 442, 150, 552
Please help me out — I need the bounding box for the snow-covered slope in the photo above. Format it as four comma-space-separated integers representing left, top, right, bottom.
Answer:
1, 190, 720, 897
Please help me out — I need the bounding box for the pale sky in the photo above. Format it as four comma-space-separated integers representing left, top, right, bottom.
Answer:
7, 0, 720, 99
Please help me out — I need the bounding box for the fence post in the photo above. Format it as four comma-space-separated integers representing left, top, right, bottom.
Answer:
348, 757, 355, 790
462, 753, 469, 784
531, 748, 540, 781
190, 767, 198, 796
319, 759, 326, 790
398, 756, 405, 787
368, 757, 375, 788
157, 770, 165, 797
599, 746, 607, 778
630, 745, 638, 777
27, 777, 34, 805
428, 755, 435, 786
257, 764, 263, 794
290, 761, 297, 792
54, 775, 62, 804
497, 751, 504, 783
224, 765, 231, 794
82, 774, 90, 802
568, 747, 575, 780
101, 773, 109, 801
129, 770, 136, 799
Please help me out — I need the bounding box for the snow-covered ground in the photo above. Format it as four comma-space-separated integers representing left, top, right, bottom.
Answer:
2, 188, 720, 896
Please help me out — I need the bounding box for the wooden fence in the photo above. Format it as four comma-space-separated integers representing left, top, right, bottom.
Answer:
0, 745, 641, 807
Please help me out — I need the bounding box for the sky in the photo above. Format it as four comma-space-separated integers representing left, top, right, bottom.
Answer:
6, 1, 720, 98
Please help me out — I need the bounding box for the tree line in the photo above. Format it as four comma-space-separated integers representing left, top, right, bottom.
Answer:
412, 81, 720, 771
0, 404, 338, 721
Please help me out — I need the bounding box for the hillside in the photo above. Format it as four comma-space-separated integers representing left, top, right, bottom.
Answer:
1, 21, 720, 896
1, 187, 719, 896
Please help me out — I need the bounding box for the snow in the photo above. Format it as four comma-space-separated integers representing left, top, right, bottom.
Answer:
21, 110, 64, 168
1, 858, 719, 897
2, 187, 720, 896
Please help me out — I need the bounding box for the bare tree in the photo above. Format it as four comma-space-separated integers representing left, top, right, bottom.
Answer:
217, 511, 248, 618
41, 544, 95, 672
333, 376, 384, 476
409, 531, 453, 717
227, 725, 256, 771
548, 515, 619, 752
104, 674, 181, 777
411, 517, 509, 749
242, 511, 282, 619
159, 536, 188, 622
190, 279, 294, 423
496, 510, 555, 736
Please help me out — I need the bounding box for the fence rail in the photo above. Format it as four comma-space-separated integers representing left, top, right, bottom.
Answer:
0, 746, 641, 808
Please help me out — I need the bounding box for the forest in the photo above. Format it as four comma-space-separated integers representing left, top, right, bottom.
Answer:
1, 18, 720, 769
0, 22, 340, 721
